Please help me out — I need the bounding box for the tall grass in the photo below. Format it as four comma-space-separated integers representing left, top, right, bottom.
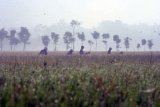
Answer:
0, 52, 160, 107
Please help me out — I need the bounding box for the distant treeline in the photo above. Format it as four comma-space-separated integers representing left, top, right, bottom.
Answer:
0, 20, 154, 52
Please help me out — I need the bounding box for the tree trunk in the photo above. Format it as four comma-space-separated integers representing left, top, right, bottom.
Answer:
116, 44, 118, 52
54, 43, 57, 51
66, 43, 69, 51
23, 43, 26, 51
95, 40, 97, 51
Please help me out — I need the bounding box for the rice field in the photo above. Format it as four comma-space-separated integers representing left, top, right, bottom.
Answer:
0, 51, 160, 107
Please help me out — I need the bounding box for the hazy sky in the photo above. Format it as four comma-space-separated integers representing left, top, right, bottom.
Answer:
0, 0, 160, 28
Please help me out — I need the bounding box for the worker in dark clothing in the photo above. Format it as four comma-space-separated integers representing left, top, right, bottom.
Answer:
39, 47, 48, 55
79, 46, 85, 55
107, 47, 112, 54
67, 49, 73, 55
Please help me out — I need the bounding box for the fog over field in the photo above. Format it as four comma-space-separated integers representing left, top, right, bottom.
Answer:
0, 0, 160, 51
1, 1, 160, 106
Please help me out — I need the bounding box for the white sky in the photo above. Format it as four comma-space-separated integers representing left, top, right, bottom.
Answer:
0, 0, 160, 28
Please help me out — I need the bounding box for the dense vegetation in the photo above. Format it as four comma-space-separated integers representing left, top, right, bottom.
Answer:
0, 52, 160, 107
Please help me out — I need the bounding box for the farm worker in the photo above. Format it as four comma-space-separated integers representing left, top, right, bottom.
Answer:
79, 46, 85, 55
107, 47, 112, 54
67, 49, 73, 55
39, 47, 48, 55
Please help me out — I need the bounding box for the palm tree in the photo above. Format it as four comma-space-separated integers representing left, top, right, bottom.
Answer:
78, 32, 85, 45
88, 40, 94, 51
0, 28, 8, 51
91, 31, 100, 51
141, 39, 146, 51
113, 35, 121, 51
102, 33, 110, 50
147, 40, 153, 51
18, 27, 31, 51
42, 35, 50, 47
136, 43, 141, 51
70, 20, 80, 50
63, 32, 73, 50
51, 32, 59, 51
124, 37, 132, 51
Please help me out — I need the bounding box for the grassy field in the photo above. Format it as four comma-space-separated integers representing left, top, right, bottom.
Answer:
0, 51, 160, 107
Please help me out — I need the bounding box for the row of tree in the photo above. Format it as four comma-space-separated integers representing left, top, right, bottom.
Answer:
0, 20, 154, 51
0, 27, 30, 51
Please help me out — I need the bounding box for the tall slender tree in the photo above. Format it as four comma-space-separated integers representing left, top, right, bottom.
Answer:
18, 27, 30, 51
137, 43, 141, 51
88, 40, 94, 52
102, 33, 110, 50
9, 30, 20, 51
141, 39, 146, 51
91, 31, 100, 51
63, 32, 73, 50
9, 30, 16, 51
70, 20, 80, 50
13, 37, 20, 51
51, 32, 59, 51
147, 39, 153, 51
124, 37, 132, 51
113, 35, 121, 51
78, 32, 85, 45
0, 28, 8, 51
102, 40, 107, 51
